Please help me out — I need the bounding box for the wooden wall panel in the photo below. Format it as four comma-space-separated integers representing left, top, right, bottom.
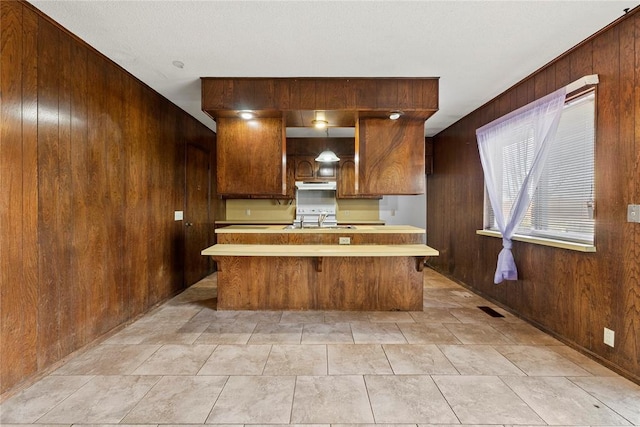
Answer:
427, 10, 640, 383
69, 31, 89, 347
0, 0, 38, 391
36, 15, 62, 368
0, 1, 216, 395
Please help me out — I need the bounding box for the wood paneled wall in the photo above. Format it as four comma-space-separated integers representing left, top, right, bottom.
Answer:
427, 10, 639, 382
0, 1, 216, 395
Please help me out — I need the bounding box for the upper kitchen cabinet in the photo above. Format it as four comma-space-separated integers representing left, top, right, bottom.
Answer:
201, 78, 438, 119
294, 156, 337, 182
216, 117, 286, 196
356, 118, 425, 195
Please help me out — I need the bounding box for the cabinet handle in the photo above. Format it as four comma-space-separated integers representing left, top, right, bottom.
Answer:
185, 222, 193, 227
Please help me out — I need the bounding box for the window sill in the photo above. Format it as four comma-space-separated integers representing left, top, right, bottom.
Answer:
476, 229, 596, 253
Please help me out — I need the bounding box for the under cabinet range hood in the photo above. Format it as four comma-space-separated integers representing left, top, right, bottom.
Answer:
295, 181, 337, 191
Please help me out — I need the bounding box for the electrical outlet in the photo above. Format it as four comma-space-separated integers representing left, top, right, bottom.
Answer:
628, 204, 640, 223
245, 209, 251, 216
604, 327, 615, 347
174, 211, 183, 221
339, 237, 351, 245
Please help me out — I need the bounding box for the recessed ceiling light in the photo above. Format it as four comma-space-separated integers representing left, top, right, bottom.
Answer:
239, 111, 254, 120
389, 111, 403, 120
172, 60, 184, 69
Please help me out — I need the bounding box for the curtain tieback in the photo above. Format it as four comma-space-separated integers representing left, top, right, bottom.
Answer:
502, 238, 513, 250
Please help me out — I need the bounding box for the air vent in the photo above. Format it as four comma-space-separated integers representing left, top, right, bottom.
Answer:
477, 306, 505, 318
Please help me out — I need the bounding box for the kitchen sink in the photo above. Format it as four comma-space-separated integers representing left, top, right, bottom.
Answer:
282, 225, 356, 230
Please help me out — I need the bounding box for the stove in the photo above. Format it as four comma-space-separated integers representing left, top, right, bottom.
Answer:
293, 181, 337, 228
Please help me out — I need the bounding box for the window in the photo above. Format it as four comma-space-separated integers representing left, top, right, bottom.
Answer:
484, 90, 595, 245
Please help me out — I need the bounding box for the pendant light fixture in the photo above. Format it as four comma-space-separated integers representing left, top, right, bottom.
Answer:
315, 127, 340, 163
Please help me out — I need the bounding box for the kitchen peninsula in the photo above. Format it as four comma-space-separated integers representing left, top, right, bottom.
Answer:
202, 225, 438, 311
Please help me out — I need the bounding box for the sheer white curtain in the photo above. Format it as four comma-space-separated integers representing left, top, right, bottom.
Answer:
476, 88, 566, 284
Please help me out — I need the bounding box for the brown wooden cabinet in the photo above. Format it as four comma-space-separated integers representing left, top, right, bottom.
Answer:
216, 117, 286, 197
356, 117, 425, 195
337, 157, 357, 198
293, 156, 337, 181
337, 157, 381, 199
425, 137, 434, 175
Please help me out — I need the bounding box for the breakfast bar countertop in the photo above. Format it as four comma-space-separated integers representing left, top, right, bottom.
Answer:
201, 243, 439, 257
214, 225, 425, 234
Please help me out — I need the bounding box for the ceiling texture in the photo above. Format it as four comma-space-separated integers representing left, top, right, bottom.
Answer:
30, 0, 638, 137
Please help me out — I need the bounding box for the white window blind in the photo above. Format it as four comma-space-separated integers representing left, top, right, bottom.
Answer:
486, 90, 595, 245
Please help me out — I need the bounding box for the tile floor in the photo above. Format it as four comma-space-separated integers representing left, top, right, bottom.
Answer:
2, 268, 640, 426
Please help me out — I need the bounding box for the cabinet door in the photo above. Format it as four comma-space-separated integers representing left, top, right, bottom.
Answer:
316, 162, 337, 180
294, 157, 315, 180
337, 158, 356, 198
356, 118, 425, 195
216, 117, 286, 196
294, 156, 337, 181
337, 157, 381, 199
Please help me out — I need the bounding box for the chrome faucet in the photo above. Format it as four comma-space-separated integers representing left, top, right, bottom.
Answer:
318, 213, 327, 228
299, 215, 305, 228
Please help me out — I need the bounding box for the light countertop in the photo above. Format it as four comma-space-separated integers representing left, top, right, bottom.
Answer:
214, 225, 424, 234
202, 243, 438, 257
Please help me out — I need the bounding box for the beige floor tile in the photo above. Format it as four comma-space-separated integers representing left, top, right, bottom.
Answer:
449, 306, 512, 323
301, 322, 354, 344
444, 323, 514, 345
206, 376, 295, 424
0, 376, 92, 423
425, 289, 487, 308
247, 322, 303, 344
198, 344, 271, 375
7, 269, 636, 427
291, 375, 374, 424
335, 425, 418, 427
280, 311, 325, 323
432, 375, 545, 425
383, 344, 458, 375
365, 375, 459, 423
351, 322, 408, 344
397, 323, 462, 344
547, 345, 620, 376
194, 321, 257, 344
502, 376, 632, 425
323, 311, 371, 323
569, 376, 640, 424
491, 322, 562, 345
495, 345, 591, 376
233, 310, 283, 323
122, 375, 227, 424
328, 344, 393, 374
189, 308, 239, 324
263, 344, 327, 375
409, 308, 462, 323
52, 344, 160, 375
37, 375, 161, 424
368, 311, 416, 323
439, 344, 525, 376
132, 344, 216, 375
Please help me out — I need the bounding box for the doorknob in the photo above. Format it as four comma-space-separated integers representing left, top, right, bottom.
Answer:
185, 222, 193, 227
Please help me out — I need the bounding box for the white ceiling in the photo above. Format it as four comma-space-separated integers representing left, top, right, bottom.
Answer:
30, 0, 638, 137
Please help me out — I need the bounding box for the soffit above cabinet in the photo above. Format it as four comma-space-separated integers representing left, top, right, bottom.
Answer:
200, 77, 439, 127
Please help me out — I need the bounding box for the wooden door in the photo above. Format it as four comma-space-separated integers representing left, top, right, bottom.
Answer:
184, 144, 211, 286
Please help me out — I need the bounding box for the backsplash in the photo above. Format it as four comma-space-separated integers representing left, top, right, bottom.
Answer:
224, 198, 380, 222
